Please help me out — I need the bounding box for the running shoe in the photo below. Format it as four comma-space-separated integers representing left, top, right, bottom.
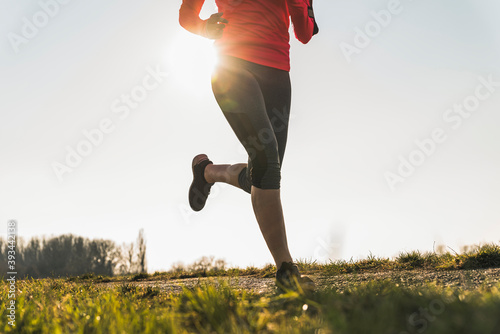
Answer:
188, 154, 214, 211
276, 261, 316, 293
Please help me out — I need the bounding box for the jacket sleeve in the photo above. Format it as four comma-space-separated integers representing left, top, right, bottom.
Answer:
287, 0, 315, 44
179, 0, 207, 37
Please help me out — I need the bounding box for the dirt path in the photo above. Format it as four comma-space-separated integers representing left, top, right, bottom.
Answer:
98, 268, 500, 294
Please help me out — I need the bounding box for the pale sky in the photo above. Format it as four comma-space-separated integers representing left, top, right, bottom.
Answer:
1, 0, 499, 272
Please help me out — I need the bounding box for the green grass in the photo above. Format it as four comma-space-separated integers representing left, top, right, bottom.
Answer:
2, 243, 499, 333
1, 276, 500, 333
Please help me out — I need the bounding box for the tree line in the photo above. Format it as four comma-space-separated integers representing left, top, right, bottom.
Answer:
0, 229, 147, 278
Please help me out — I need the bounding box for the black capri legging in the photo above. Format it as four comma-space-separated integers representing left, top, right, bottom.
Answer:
211, 56, 291, 194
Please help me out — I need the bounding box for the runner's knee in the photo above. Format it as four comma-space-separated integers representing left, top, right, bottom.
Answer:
250, 160, 281, 190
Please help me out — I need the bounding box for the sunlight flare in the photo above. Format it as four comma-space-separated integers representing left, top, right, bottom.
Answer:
167, 31, 218, 95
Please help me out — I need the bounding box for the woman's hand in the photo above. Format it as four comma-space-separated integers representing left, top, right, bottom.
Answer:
204, 13, 228, 39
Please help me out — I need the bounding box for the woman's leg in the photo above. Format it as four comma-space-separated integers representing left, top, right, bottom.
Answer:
211, 57, 293, 267
204, 162, 247, 188
252, 187, 293, 265
249, 62, 293, 266
202, 163, 293, 265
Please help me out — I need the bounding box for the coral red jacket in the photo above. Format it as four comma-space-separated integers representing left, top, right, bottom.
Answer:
179, 0, 315, 71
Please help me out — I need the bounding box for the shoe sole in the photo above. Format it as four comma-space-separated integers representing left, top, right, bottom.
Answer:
188, 154, 213, 212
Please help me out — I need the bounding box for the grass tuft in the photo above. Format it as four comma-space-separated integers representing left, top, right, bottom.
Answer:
131, 272, 150, 281
397, 250, 426, 268
461, 243, 500, 269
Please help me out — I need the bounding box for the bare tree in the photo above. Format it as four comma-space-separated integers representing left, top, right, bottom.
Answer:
136, 229, 147, 273
127, 242, 136, 273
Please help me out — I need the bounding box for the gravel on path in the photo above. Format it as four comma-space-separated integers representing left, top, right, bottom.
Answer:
98, 268, 500, 294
